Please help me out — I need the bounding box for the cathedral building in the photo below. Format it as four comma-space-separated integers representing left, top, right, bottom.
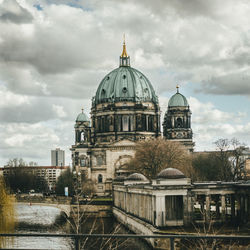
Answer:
163, 86, 194, 152
70, 40, 194, 195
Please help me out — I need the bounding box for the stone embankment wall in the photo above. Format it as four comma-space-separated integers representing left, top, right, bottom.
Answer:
113, 207, 171, 249
16, 195, 112, 217
71, 204, 112, 217
16, 195, 72, 204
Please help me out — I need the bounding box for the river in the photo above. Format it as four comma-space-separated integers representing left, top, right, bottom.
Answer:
6, 204, 151, 250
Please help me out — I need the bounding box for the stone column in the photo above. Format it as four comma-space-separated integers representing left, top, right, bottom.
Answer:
184, 193, 194, 226
242, 195, 246, 223
199, 196, 205, 221
155, 195, 166, 227
171, 117, 174, 128
245, 195, 248, 223
205, 194, 211, 223
236, 195, 241, 223
248, 194, 250, 222
221, 195, 226, 222
183, 196, 188, 225
231, 194, 235, 222
215, 195, 220, 220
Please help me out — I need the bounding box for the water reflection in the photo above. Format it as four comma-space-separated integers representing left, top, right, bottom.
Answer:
16, 204, 62, 225
7, 204, 151, 250
10, 204, 73, 249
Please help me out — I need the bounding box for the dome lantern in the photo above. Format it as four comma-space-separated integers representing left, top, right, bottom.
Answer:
120, 35, 130, 67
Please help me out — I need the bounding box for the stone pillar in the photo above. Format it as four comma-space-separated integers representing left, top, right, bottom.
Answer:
156, 195, 165, 227
199, 196, 205, 221
205, 195, 211, 223
215, 195, 220, 220
184, 194, 194, 225
221, 195, 226, 222
231, 194, 235, 222
171, 117, 174, 128
236, 195, 241, 223
183, 196, 188, 225
245, 195, 248, 223
248, 194, 250, 223
242, 195, 246, 223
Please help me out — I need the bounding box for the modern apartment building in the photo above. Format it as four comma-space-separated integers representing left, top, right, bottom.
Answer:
51, 148, 65, 166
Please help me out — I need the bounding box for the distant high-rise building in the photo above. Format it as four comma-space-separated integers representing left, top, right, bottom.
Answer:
51, 148, 65, 166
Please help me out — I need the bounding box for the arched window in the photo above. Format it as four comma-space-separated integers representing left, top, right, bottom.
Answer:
98, 174, 103, 183
176, 118, 183, 128
80, 158, 86, 167
148, 115, 154, 131
81, 132, 85, 141
122, 115, 129, 131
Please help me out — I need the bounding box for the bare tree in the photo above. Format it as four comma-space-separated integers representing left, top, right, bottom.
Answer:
230, 138, 246, 181
214, 138, 247, 181
128, 138, 193, 179
214, 139, 233, 181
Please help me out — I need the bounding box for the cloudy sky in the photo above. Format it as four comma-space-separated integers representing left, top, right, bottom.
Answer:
0, 0, 249, 166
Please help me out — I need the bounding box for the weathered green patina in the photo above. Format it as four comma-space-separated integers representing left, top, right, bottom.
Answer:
168, 92, 188, 107
94, 66, 158, 105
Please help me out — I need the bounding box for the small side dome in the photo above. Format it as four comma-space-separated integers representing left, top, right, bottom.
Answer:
76, 109, 89, 122
126, 173, 149, 182
157, 168, 185, 179
168, 86, 188, 107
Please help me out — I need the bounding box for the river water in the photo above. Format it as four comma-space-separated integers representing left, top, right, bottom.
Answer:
6, 204, 151, 250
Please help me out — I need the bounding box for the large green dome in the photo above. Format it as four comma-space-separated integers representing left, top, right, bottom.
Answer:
94, 66, 158, 105
168, 89, 188, 107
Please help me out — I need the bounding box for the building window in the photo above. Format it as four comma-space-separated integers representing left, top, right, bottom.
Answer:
176, 118, 183, 128
97, 156, 103, 166
148, 115, 154, 131
122, 115, 129, 131
98, 174, 103, 183
81, 132, 85, 141
80, 159, 86, 167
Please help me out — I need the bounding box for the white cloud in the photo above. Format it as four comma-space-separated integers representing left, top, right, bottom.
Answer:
0, 0, 249, 165
0, 86, 30, 107
52, 104, 66, 118
190, 97, 250, 150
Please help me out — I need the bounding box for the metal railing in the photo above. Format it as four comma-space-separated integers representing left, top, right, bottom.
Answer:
1, 233, 250, 250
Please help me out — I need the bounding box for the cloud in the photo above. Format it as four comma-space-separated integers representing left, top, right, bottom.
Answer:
0, 0, 33, 23
0, 0, 249, 98
0, 0, 249, 165
0, 86, 91, 123
189, 97, 250, 150
199, 69, 250, 95
0, 86, 30, 107
0, 121, 73, 165
52, 104, 66, 118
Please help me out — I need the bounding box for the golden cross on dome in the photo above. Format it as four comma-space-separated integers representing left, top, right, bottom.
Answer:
121, 34, 128, 58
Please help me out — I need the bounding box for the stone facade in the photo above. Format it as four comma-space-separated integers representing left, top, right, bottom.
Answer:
113, 169, 250, 230
71, 42, 162, 195
70, 42, 195, 195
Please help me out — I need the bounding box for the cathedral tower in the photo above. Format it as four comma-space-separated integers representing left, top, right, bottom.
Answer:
163, 86, 194, 152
